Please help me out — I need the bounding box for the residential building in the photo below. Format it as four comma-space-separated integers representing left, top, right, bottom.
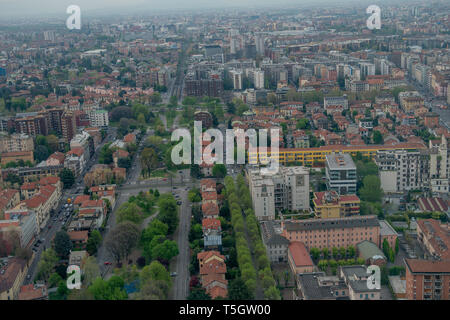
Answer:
89, 109, 109, 128
260, 220, 289, 263
282, 215, 380, 251
375, 149, 430, 193
288, 241, 315, 274
416, 219, 450, 261
0, 133, 34, 153
248, 166, 310, 220
313, 191, 360, 219
405, 259, 450, 300
340, 265, 381, 300
325, 153, 357, 195
0, 257, 28, 300
296, 272, 349, 300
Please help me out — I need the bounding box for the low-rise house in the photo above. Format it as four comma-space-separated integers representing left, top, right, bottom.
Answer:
296, 272, 349, 300
197, 251, 228, 299
340, 265, 381, 300
260, 220, 289, 263
288, 241, 315, 274
17, 283, 48, 300
356, 240, 387, 266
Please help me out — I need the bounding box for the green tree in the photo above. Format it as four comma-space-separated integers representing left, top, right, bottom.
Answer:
228, 277, 254, 300
53, 231, 73, 258
37, 248, 59, 281
187, 287, 211, 300
212, 164, 227, 178
86, 230, 102, 255
157, 195, 179, 234
88, 276, 128, 300
373, 130, 383, 144
140, 219, 169, 246
59, 168, 75, 189
117, 202, 144, 224
152, 239, 179, 261
264, 285, 281, 300
359, 175, 383, 203
140, 261, 171, 288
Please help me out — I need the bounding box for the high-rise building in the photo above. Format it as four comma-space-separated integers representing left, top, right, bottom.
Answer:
248, 166, 310, 220
230, 70, 243, 90
61, 111, 77, 144
376, 149, 430, 193
255, 33, 265, 55
325, 153, 357, 195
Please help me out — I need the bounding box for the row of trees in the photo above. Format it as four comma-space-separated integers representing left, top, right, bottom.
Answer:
224, 175, 281, 300
317, 258, 366, 274
309, 246, 356, 261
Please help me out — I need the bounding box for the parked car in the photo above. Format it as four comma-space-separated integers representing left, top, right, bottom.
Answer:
170, 272, 177, 277
104, 261, 112, 265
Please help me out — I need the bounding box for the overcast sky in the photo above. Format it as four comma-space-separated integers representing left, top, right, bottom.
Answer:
0, 0, 409, 18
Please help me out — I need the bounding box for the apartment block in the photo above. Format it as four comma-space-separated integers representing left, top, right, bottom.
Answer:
325, 153, 357, 195
429, 135, 450, 194
248, 166, 310, 220
416, 219, 450, 261
375, 149, 430, 193
405, 259, 450, 300
281, 215, 380, 251
0, 133, 34, 153
313, 191, 360, 219
89, 109, 109, 128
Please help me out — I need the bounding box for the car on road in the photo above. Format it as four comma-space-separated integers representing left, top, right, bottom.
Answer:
104, 261, 112, 265
177, 201, 182, 205
170, 272, 177, 277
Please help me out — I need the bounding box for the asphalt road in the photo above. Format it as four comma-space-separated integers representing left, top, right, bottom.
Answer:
24, 128, 117, 285
171, 188, 191, 300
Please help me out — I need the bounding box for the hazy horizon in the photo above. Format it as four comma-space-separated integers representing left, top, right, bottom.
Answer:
0, 0, 421, 19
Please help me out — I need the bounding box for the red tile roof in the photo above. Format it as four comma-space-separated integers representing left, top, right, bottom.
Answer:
288, 241, 314, 268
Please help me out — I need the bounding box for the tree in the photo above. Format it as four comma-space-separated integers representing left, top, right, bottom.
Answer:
86, 230, 102, 255
310, 247, 320, 260
339, 247, 346, 258
212, 164, 227, 178
321, 248, 329, 259
264, 286, 281, 300
152, 239, 179, 262
88, 276, 128, 300
48, 273, 63, 288
187, 287, 211, 300
117, 202, 144, 224
140, 148, 159, 177
37, 248, 59, 281
347, 245, 356, 258
83, 256, 100, 287
59, 168, 75, 189
373, 130, 383, 144
53, 231, 72, 258
140, 219, 169, 246
34, 144, 49, 162
140, 261, 171, 289
228, 277, 254, 300
99, 144, 114, 164
104, 222, 140, 264
296, 118, 309, 130
157, 195, 179, 234
359, 175, 383, 203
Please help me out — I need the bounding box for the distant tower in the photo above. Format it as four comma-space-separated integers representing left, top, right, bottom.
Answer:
255, 33, 265, 56
230, 29, 239, 54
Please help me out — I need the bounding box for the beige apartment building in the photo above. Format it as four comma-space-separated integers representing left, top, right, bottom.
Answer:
0, 133, 34, 153
248, 166, 310, 220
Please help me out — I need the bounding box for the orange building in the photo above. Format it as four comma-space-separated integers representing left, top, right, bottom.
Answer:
405, 259, 450, 300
